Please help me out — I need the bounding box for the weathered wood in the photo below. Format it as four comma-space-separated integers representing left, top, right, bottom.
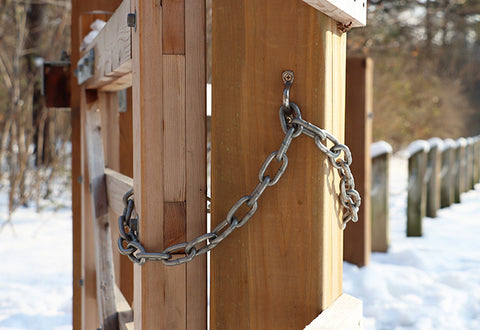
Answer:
454, 138, 467, 203
83, 88, 118, 329
302, 0, 367, 27
426, 138, 442, 218
407, 141, 429, 237
71, 2, 124, 329
131, 0, 206, 329
82, 0, 132, 91
466, 138, 475, 191
105, 168, 134, 215
474, 137, 480, 184
211, 1, 346, 328
370, 141, 392, 252
344, 57, 372, 267
440, 139, 455, 208
304, 293, 363, 329
115, 284, 134, 329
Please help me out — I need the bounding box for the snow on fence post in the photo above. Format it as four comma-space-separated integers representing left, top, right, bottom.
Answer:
370, 141, 392, 252
454, 138, 467, 203
426, 138, 443, 218
440, 139, 456, 208
407, 140, 430, 237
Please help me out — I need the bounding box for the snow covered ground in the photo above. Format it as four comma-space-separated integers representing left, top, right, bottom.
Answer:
0, 154, 479, 329
344, 156, 480, 330
0, 197, 72, 330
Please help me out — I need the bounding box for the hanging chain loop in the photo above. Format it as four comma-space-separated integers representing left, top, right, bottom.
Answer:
118, 70, 361, 266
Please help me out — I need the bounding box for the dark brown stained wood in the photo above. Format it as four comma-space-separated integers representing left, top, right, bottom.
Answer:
343, 57, 372, 267
164, 201, 187, 248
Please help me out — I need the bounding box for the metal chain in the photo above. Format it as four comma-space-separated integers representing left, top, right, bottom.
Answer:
118, 71, 361, 266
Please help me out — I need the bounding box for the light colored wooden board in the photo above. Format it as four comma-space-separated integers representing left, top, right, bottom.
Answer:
185, 0, 207, 328
343, 58, 372, 267
304, 293, 363, 329
82, 0, 132, 90
131, 1, 186, 329
105, 168, 134, 215
83, 88, 118, 329
303, 0, 366, 27
211, 1, 345, 328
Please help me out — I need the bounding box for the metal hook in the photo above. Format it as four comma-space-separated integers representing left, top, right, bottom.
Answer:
282, 71, 294, 110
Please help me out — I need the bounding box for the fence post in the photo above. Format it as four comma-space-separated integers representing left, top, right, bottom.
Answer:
343, 57, 372, 267
407, 140, 429, 237
426, 138, 442, 218
466, 137, 475, 191
211, 1, 348, 328
370, 141, 392, 252
131, 0, 206, 329
440, 139, 455, 208
454, 138, 467, 203
474, 136, 480, 184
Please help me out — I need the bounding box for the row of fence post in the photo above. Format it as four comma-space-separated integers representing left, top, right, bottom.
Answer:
370, 135, 480, 250
407, 136, 480, 236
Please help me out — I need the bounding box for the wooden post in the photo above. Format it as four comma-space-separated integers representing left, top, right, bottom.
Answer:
407, 140, 429, 237
131, 0, 206, 329
467, 138, 475, 190
474, 136, 480, 185
370, 141, 392, 252
426, 138, 442, 218
211, 1, 347, 328
440, 139, 455, 208
344, 57, 372, 267
454, 138, 467, 203
71, 2, 122, 329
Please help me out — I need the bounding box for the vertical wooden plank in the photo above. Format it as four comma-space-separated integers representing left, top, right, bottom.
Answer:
407, 141, 429, 237
426, 138, 442, 218
118, 87, 134, 306
131, 1, 167, 327
343, 57, 372, 267
185, 0, 207, 328
211, 1, 346, 328
71, 2, 123, 329
440, 139, 455, 208
132, 0, 206, 329
83, 88, 118, 330
370, 142, 391, 252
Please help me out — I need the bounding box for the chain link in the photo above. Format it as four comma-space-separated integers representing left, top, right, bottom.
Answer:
118, 70, 361, 265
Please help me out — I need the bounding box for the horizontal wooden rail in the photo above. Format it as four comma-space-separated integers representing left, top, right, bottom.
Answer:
105, 168, 134, 215
81, 0, 132, 91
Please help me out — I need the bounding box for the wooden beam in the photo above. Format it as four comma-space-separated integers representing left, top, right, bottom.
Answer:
343, 57, 372, 267
211, 1, 346, 328
83, 88, 118, 330
131, 0, 206, 329
71, 2, 125, 329
105, 168, 134, 215
82, 0, 132, 91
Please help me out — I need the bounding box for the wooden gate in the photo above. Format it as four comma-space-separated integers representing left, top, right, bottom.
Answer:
71, 0, 365, 329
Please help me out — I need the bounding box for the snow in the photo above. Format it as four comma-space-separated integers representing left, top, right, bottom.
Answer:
371, 141, 393, 158
406, 140, 430, 157
1, 154, 480, 329
0, 195, 72, 330
343, 156, 480, 330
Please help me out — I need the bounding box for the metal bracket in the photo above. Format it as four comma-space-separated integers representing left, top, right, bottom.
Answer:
75, 48, 95, 85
